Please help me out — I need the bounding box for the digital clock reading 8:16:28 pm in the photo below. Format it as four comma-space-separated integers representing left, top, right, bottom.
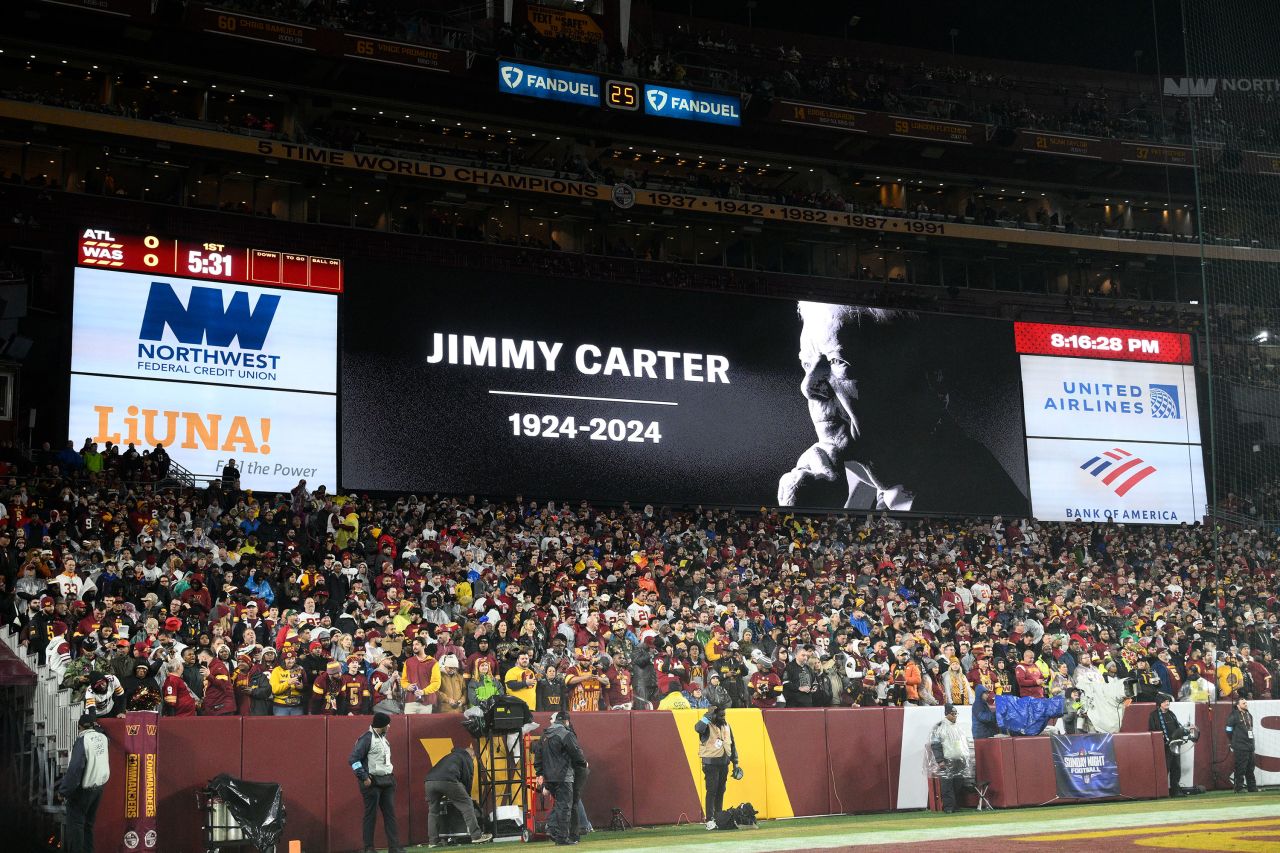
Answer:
508, 413, 662, 443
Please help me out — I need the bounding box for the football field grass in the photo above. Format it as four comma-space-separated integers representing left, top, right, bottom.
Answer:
404, 789, 1278, 852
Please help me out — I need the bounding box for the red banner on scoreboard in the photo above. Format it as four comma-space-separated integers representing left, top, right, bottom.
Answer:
77, 227, 344, 292
121, 710, 160, 853
201, 7, 320, 51
1014, 321, 1193, 364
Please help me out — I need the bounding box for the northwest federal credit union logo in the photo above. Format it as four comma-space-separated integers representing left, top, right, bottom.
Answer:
1042, 380, 1182, 420
1079, 447, 1157, 497
136, 282, 282, 379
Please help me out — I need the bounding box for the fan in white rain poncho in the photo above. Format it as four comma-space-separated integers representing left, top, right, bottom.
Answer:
1077, 674, 1129, 733
926, 708, 975, 780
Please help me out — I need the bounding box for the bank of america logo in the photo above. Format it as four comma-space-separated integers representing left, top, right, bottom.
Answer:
1080, 448, 1157, 497
1149, 384, 1181, 419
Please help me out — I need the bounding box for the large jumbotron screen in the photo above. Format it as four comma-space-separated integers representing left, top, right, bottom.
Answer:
69, 229, 1207, 522
69, 228, 340, 491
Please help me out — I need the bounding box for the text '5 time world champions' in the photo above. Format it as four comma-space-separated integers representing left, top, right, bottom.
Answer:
426, 332, 732, 445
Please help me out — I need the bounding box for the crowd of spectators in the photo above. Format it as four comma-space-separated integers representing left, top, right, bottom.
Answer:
5, 441, 1278, 724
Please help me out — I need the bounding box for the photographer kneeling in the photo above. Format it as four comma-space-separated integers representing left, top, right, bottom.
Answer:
424, 743, 492, 848
694, 704, 740, 830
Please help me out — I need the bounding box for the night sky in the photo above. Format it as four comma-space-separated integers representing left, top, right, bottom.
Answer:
647, 0, 1187, 75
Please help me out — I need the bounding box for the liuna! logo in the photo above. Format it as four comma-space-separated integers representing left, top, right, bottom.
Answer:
139, 282, 279, 350
501, 66, 524, 88
1079, 447, 1157, 497
646, 89, 668, 111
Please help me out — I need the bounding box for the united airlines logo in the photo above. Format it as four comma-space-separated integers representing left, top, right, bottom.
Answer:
1080, 448, 1157, 497
500, 65, 523, 89
1149, 384, 1181, 419
1042, 380, 1182, 420
646, 89, 668, 111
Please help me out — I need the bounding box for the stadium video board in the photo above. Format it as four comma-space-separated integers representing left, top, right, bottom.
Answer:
341, 267, 1030, 515
1014, 322, 1206, 523
69, 228, 339, 490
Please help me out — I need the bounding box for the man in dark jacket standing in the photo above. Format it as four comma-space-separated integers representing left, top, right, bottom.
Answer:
424, 744, 492, 847
535, 711, 587, 846
350, 712, 404, 853
972, 685, 999, 739
60, 713, 110, 853
1148, 694, 1187, 797
1225, 696, 1258, 793
783, 646, 817, 707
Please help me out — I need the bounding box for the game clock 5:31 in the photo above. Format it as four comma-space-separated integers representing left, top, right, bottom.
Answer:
185, 244, 235, 278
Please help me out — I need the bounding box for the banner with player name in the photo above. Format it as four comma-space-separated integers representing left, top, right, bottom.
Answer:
121, 710, 160, 852
1051, 732, 1120, 799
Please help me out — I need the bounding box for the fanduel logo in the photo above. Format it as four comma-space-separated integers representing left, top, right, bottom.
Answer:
646, 89, 668, 111
139, 282, 279, 349
1079, 447, 1157, 497
1149, 384, 1181, 419
500, 65, 523, 88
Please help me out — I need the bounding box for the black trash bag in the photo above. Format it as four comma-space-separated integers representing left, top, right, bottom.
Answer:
207, 773, 287, 850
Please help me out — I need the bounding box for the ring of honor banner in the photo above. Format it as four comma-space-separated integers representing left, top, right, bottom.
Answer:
121, 711, 159, 852
1051, 732, 1120, 799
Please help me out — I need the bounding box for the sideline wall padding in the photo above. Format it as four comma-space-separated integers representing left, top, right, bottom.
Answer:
158, 715, 244, 853
243, 716, 328, 853
1115, 732, 1161, 799
1011, 735, 1057, 804
1207, 702, 1237, 790
764, 709, 829, 817
324, 715, 410, 852
629, 711, 701, 825
882, 706, 905, 809
570, 711, 635, 827
975, 736, 1018, 807
825, 707, 890, 814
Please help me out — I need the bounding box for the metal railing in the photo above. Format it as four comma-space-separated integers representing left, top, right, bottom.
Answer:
0, 627, 82, 832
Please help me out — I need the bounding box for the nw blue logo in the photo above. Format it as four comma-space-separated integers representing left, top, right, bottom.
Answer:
139, 282, 279, 350
1149, 384, 1181, 419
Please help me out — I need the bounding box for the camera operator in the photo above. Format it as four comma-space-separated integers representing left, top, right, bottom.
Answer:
534, 711, 587, 846
1149, 694, 1188, 797
694, 704, 740, 829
